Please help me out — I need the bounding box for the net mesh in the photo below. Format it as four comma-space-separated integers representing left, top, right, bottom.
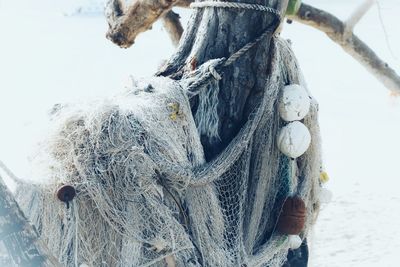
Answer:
15, 37, 322, 267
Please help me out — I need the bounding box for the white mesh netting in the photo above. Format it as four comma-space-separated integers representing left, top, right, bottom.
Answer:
16, 37, 323, 267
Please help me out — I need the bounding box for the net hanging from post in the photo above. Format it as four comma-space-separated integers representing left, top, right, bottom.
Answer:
14, 35, 323, 267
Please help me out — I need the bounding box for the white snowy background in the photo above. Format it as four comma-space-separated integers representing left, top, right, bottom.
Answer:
0, 0, 399, 266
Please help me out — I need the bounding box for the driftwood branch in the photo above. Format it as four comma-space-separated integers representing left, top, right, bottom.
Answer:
344, 0, 375, 35
0, 175, 61, 267
105, 0, 400, 93
162, 11, 184, 47
290, 3, 400, 93
105, 0, 186, 48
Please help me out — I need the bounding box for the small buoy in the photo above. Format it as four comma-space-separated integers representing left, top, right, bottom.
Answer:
288, 235, 302, 250
277, 121, 311, 158
277, 196, 306, 235
320, 171, 330, 183
56, 184, 76, 204
278, 84, 310, 122
319, 188, 333, 204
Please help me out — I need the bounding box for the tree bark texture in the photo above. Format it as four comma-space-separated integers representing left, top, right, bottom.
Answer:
158, 0, 287, 160
159, 0, 282, 236
158, 1, 312, 266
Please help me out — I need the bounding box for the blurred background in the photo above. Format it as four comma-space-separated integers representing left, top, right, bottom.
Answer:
0, 0, 399, 266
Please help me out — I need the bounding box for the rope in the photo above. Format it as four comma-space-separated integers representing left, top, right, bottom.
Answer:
223, 30, 272, 67
186, 28, 272, 94
186, 1, 280, 94
190, 1, 281, 19
209, 64, 222, 80
186, 69, 216, 94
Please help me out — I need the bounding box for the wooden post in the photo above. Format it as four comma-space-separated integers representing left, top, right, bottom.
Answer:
159, 0, 288, 159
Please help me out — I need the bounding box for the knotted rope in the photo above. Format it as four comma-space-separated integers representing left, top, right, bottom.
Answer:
186, 1, 282, 94
190, 1, 281, 19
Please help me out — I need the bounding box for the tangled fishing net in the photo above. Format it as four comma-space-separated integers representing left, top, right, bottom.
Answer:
16, 37, 323, 266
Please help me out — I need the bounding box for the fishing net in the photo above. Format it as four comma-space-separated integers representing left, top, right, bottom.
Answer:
16, 37, 323, 267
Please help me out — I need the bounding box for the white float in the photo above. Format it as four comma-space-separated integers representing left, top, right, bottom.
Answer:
277, 121, 311, 158
288, 235, 302, 250
278, 84, 311, 122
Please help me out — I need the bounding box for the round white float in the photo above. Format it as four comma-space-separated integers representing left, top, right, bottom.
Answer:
278, 84, 311, 122
277, 121, 311, 158
288, 235, 302, 250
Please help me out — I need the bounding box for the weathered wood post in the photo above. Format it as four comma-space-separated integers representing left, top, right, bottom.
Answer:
157, 1, 311, 266
159, 0, 288, 159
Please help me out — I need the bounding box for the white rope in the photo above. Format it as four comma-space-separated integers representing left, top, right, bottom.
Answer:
185, 1, 281, 93
209, 64, 222, 80
186, 29, 273, 94
190, 1, 281, 18
223, 30, 272, 67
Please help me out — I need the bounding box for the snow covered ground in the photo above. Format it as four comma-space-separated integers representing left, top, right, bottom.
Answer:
0, 0, 399, 266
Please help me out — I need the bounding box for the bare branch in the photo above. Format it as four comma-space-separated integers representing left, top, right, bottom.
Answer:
290, 3, 400, 94
175, 0, 193, 8
106, 0, 183, 48
344, 0, 375, 37
162, 11, 184, 47
104, 0, 400, 93
0, 175, 61, 267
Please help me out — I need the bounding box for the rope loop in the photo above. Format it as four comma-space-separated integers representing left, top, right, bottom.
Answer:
190, 1, 281, 19
209, 64, 222, 80
186, 1, 280, 95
